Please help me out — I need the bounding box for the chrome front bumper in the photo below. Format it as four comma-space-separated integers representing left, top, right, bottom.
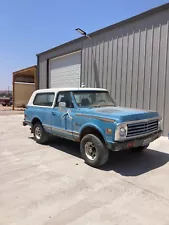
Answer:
108, 130, 162, 151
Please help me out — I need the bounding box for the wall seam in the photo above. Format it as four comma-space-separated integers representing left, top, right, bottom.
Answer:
149, 26, 154, 110
120, 35, 124, 105
125, 33, 129, 107
163, 21, 169, 134
115, 37, 119, 101
142, 28, 147, 109
131, 30, 135, 107
156, 24, 162, 112
106, 40, 110, 89
110, 38, 114, 97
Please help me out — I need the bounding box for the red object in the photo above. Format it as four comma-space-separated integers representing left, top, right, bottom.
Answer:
0, 97, 11, 106
127, 142, 134, 148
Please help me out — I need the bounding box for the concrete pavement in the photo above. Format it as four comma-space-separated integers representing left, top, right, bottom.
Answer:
0, 114, 169, 225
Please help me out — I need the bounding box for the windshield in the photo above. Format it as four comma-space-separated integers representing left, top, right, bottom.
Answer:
73, 91, 116, 108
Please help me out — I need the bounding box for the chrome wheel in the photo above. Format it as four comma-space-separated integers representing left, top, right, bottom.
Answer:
35, 126, 41, 140
85, 141, 97, 161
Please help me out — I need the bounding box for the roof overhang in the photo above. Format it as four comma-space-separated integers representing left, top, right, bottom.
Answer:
36, 3, 169, 57
13, 65, 37, 77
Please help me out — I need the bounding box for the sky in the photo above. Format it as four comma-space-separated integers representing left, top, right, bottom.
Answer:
0, 0, 168, 90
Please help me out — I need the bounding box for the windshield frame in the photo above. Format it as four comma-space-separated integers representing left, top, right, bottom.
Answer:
72, 90, 116, 108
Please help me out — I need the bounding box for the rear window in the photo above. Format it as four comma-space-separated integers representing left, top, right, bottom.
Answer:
33, 93, 55, 107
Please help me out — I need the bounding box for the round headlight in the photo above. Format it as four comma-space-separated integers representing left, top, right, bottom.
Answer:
120, 127, 127, 137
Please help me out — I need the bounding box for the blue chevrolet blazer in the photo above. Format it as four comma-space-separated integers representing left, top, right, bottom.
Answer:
23, 88, 162, 167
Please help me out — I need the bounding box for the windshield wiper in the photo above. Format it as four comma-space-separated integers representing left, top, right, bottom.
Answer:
89, 104, 115, 108
88, 105, 101, 108
101, 104, 116, 107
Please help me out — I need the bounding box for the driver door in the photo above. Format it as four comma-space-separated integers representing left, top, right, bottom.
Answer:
51, 91, 74, 140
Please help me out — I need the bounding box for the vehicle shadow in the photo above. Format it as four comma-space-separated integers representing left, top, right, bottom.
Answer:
48, 137, 81, 159
30, 137, 169, 177
101, 148, 169, 176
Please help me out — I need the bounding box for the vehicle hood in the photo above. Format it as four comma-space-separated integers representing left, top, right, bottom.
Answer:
81, 106, 160, 123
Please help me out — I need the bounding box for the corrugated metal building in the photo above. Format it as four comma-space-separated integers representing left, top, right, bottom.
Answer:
37, 3, 169, 136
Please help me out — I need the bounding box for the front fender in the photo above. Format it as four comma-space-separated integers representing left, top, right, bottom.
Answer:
79, 123, 106, 141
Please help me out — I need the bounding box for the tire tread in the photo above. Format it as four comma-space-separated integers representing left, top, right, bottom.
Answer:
33, 122, 48, 144
80, 134, 109, 168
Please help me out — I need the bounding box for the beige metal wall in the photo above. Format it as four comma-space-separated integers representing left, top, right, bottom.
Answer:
14, 82, 35, 107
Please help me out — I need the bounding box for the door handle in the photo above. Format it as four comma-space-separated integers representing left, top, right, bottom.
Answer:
52, 112, 56, 116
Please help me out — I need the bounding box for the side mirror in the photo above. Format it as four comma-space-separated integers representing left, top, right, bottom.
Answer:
58, 102, 66, 112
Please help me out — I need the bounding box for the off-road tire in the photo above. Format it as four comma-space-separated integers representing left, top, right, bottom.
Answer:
33, 122, 48, 144
80, 134, 109, 168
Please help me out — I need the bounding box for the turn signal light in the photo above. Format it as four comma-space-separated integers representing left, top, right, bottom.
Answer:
106, 129, 112, 134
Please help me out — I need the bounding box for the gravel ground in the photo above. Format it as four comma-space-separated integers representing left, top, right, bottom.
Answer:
0, 105, 24, 115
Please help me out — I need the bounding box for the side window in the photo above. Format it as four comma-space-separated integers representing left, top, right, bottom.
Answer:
55, 92, 74, 108
33, 93, 55, 107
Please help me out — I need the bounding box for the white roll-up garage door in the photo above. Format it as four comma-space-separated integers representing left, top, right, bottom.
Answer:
49, 51, 81, 88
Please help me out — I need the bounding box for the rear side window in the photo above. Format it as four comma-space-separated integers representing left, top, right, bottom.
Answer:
33, 93, 55, 107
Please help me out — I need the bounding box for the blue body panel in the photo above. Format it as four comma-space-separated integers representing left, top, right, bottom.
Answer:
69, 106, 159, 144
25, 100, 160, 148
71, 110, 116, 143
51, 107, 77, 140
25, 106, 53, 133
81, 106, 158, 123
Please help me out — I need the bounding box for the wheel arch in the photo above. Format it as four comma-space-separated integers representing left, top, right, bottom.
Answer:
32, 117, 42, 125
31, 117, 42, 133
79, 124, 105, 143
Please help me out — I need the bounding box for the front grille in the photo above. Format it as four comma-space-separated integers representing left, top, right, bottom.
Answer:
127, 119, 158, 137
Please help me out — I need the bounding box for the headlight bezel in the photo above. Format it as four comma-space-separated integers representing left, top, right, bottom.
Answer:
115, 123, 128, 141
158, 118, 163, 130
119, 127, 127, 137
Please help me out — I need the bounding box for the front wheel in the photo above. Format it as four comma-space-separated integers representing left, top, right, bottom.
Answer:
33, 122, 48, 144
80, 134, 109, 168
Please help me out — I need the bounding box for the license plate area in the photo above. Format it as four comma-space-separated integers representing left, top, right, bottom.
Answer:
143, 138, 152, 146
